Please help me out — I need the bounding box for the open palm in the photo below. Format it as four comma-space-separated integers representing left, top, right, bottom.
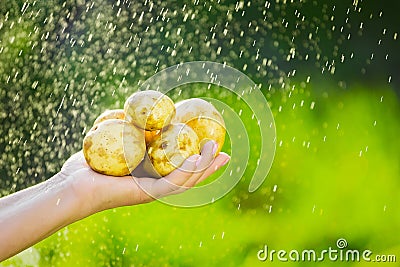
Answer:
60, 141, 230, 211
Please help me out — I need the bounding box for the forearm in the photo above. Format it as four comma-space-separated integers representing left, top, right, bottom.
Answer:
0, 173, 93, 261
0, 179, 55, 209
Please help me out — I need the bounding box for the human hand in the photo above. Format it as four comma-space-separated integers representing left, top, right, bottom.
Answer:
60, 140, 230, 213
0, 140, 229, 261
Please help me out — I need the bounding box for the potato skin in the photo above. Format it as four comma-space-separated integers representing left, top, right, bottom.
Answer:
144, 130, 160, 145
124, 90, 175, 131
172, 98, 226, 154
93, 109, 125, 126
83, 119, 145, 176
147, 123, 200, 177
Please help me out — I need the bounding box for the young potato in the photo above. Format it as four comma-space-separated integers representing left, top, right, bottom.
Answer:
124, 90, 175, 131
83, 119, 145, 176
144, 129, 160, 145
93, 109, 125, 125
172, 98, 226, 155
146, 123, 200, 177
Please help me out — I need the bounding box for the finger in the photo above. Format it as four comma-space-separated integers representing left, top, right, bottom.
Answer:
165, 154, 200, 186
134, 153, 230, 201
145, 154, 200, 198
134, 148, 230, 200
196, 140, 218, 171
182, 141, 217, 187
193, 152, 230, 185
164, 152, 230, 195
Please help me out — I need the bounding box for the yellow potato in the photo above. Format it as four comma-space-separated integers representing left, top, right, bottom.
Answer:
83, 119, 145, 176
172, 98, 226, 154
124, 90, 175, 131
146, 123, 200, 177
144, 129, 160, 144
93, 109, 125, 125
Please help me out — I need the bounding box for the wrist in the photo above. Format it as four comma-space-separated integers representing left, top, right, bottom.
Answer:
62, 169, 134, 214
56, 170, 101, 220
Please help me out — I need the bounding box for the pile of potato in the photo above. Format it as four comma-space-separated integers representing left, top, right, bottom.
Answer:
82, 90, 225, 177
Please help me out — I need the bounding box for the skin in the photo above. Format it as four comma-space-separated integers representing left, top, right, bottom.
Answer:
0, 141, 230, 262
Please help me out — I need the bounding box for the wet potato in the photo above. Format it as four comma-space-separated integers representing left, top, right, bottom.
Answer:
84, 94, 224, 177
146, 123, 200, 177
144, 129, 160, 145
172, 98, 226, 155
83, 119, 145, 176
124, 90, 175, 131
93, 109, 125, 125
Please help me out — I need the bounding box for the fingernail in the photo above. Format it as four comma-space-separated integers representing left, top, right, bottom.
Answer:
212, 142, 218, 155
221, 157, 230, 166
187, 154, 200, 162
195, 156, 202, 167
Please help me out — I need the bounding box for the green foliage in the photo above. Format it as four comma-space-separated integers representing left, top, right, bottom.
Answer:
3, 83, 400, 266
1, 0, 399, 266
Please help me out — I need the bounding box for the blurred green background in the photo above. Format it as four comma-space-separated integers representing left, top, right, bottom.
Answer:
1, 0, 399, 266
